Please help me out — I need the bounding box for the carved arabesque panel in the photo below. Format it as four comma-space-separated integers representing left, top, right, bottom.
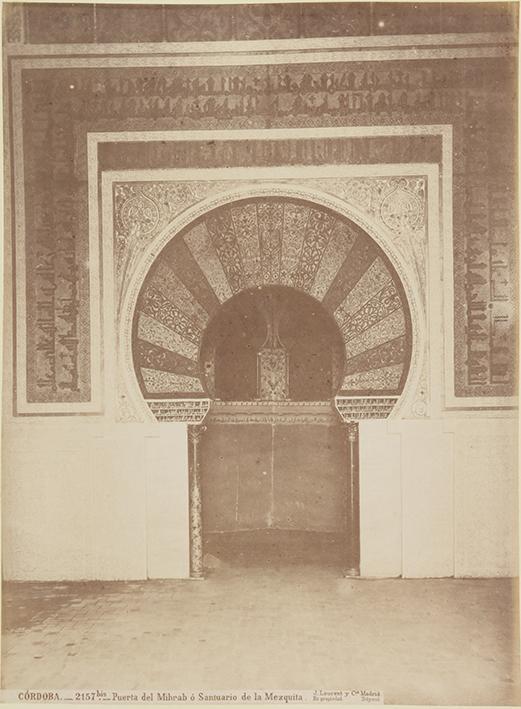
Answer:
115, 179, 427, 422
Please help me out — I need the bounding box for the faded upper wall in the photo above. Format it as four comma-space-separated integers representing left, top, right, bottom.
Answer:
3, 2, 518, 44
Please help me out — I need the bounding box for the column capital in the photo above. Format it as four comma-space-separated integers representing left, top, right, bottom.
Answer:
188, 423, 207, 444
346, 421, 358, 443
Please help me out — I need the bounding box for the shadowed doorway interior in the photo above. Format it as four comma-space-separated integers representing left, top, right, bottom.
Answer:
199, 286, 350, 570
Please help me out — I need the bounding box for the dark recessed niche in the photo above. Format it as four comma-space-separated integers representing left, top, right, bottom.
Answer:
200, 286, 345, 402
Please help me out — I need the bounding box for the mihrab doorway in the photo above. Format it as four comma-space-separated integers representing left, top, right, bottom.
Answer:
131, 195, 414, 577
198, 286, 355, 571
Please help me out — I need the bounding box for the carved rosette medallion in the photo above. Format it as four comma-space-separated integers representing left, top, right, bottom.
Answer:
120, 192, 161, 237
379, 178, 425, 235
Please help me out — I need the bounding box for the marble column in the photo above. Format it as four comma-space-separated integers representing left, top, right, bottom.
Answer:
188, 424, 205, 579
345, 421, 361, 577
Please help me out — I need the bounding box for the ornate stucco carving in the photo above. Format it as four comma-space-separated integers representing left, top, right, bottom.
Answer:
207, 401, 337, 425
335, 395, 399, 421
113, 178, 428, 422
147, 399, 211, 423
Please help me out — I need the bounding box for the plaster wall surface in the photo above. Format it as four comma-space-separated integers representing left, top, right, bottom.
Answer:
399, 421, 455, 578
359, 419, 402, 578
359, 417, 518, 579
2, 419, 189, 581
2, 415, 517, 580
451, 419, 519, 578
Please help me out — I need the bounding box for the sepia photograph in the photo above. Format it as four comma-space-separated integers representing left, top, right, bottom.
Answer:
1, 0, 519, 705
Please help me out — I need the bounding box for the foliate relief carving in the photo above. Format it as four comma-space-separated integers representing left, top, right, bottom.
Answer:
257, 202, 284, 284
114, 185, 160, 296
117, 374, 208, 424
137, 314, 199, 362
230, 203, 262, 287
341, 363, 403, 391
141, 368, 204, 394
114, 177, 427, 310
343, 308, 406, 360
182, 222, 233, 304
322, 238, 378, 313
343, 335, 406, 376
205, 210, 244, 294
381, 178, 427, 311
339, 179, 375, 214
145, 183, 212, 220
122, 191, 416, 415
140, 286, 203, 346
150, 263, 210, 332
334, 260, 392, 329
294, 209, 336, 291
188, 422, 207, 443
120, 192, 161, 237
309, 175, 427, 303
339, 281, 403, 343
379, 178, 425, 235
235, 4, 299, 39
367, 178, 426, 303
257, 348, 290, 401
308, 177, 425, 235
115, 181, 227, 252
310, 220, 357, 300
280, 202, 309, 286
136, 340, 199, 377
114, 181, 233, 305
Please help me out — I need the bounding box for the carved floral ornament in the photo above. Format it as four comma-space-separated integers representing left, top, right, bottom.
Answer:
114, 178, 426, 318
115, 185, 428, 424
380, 178, 425, 235
119, 192, 161, 237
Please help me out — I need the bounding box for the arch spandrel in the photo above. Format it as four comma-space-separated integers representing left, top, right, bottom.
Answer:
131, 196, 413, 406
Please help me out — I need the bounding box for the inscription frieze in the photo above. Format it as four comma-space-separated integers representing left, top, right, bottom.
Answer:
13, 55, 517, 409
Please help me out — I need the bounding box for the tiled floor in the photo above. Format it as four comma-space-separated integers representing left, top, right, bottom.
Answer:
2, 565, 520, 706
